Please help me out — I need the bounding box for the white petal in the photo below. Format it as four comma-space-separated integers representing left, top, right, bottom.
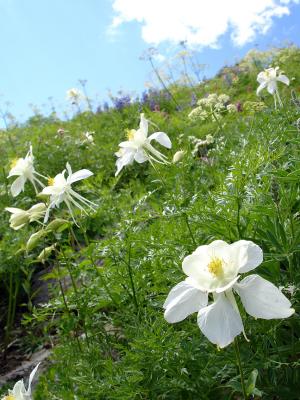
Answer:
11, 379, 26, 396
197, 293, 243, 348
115, 149, 135, 176
164, 279, 208, 323
134, 149, 148, 163
11, 176, 26, 197
277, 74, 289, 86
139, 113, 148, 135
41, 186, 60, 195
257, 72, 267, 84
119, 140, 139, 150
148, 132, 172, 149
229, 240, 263, 273
5, 207, 23, 214
267, 80, 277, 95
256, 81, 267, 95
235, 274, 295, 319
69, 169, 93, 184
27, 363, 40, 394
66, 162, 72, 177
182, 241, 234, 292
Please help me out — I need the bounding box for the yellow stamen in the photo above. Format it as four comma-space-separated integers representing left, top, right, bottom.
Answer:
10, 158, 19, 169
4, 395, 16, 400
126, 129, 135, 140
208, 257, 223, 277
48, 177, 55, 186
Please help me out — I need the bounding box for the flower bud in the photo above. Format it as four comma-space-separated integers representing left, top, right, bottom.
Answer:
46, 218, 70, 233
37, 244, 56, 263
172, 150, 185, 163
26, 230, 47, 252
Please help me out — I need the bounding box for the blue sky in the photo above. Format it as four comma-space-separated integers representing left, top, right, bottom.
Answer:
0, 0, 299, 124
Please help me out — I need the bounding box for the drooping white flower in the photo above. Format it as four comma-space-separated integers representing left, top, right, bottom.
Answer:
256, 67, 289, 108
2, 363, 40, 400
5, 203, 46, 230
66, 88, 85, 104
40, 162, 96, 223
164, 240, 294, 348
84, 131, 95, 144
7, 146, 45, 197
115, 113, 172, 176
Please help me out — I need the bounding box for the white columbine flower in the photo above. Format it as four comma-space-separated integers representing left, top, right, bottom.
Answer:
115, 113, 172, 176
2, 363, 40, 400
84, 131, 95, 144
256, 67, 289, 108
41, 162, 96, 223
7, 146, 45, 197
164, 240, 294, 349
66, 88, 84, 104
5, 203, 46, 230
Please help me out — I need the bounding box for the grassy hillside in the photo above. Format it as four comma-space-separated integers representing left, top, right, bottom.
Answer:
0, 46, 300, 399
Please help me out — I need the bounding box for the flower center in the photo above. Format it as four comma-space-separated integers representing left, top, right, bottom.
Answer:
4, 395, 16, 400
208, 257, 223, 277
48, 177, 55, 186
10, 158, 19, 169
126, 129, 135, 140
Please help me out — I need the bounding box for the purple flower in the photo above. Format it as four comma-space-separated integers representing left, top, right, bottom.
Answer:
113, 95, 131, 111
190, 93, 197, 107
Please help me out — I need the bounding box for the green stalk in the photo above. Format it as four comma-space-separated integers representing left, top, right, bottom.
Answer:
148, 56, 180, 108
183, 213, 197, 247
125, 243, 139, 312
70, 226, 118, 307
234, 338, 248, 400
56, 258, 83, 353
4, 270, 14, 351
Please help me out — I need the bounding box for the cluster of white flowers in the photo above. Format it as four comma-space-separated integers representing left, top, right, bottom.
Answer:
188, 93, 235, 123
6, 147, 95, 226
243, 101, 267, 113
188, 134, 214, 157
3, 62, 295, 395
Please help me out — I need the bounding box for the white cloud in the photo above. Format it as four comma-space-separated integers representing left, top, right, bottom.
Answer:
110, 0, 299, 48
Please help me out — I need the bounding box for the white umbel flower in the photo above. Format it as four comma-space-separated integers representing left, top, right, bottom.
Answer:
164, 240, 294, 348
256, 67, 289, 108
5, 203, 46, 230
115, 113, 172, 176
7, 146, 45, 197
1, 363, 40, 400
41, 162, 96, 223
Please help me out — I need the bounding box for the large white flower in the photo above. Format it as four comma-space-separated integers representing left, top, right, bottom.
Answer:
115, 113, 172, 176
40, 162, 96, 223
7, 146, 45, 197
5, 203, 46, 230
164, 240, 294, 348
2, 363, 40, 400
256, 67, 289, 108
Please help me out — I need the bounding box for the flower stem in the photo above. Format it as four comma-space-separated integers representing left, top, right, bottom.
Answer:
183, 213, 197, 247
126, 243, 139, 312
234, 337, 248, 400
